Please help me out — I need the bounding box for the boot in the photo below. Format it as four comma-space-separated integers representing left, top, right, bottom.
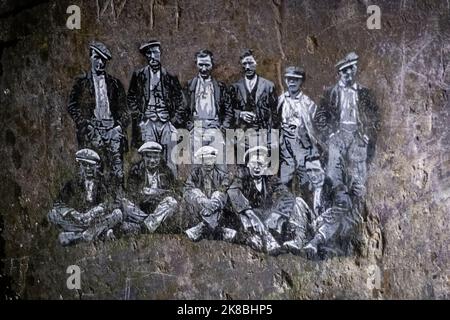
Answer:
58, 232, 82, 246
185, 222, 205, 242
221, 228, 237, 242
303, 233, 325, 256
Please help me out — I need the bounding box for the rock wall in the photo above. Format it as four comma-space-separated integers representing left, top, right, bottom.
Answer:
1, 0, 449, 299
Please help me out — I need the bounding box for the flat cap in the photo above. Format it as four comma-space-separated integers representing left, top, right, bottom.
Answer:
138, 141, 163, 154
139, 40, 161, 54
194, 146, 218, 159
335, 52, 359, 71
284, 66, 305, 79
75, 148, 101, 164
89, 41, 112, 60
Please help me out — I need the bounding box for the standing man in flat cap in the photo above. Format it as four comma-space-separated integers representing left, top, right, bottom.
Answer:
183, 146, 236, 242
314, 52, 380, 192
230, 49, 278, 159
278, 66, 322, 190
68, 41, 129, 189
313, 52, 380, 255
179, 49, 234, 160
227, 146, 309, 254
48, 149, 123, 245
127, 40, 184, 174
121, 141, 179, 234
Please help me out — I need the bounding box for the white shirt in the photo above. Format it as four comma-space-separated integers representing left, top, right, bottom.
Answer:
142, 170, 160, 195
194, 76, 216, 119
93, 74, 112, 120
150, 70, 161, 90
84, 179, 95, 203
245, 75, 258, 92
281, 91, 317, 128
339, 81, 359, 125
254, 179, 263, 192
313, 187, 322, 216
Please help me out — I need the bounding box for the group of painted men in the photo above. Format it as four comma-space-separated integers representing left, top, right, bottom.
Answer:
48, 39, 380, 257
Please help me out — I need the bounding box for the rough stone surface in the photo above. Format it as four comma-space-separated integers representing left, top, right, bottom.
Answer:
1, 0, 449, 299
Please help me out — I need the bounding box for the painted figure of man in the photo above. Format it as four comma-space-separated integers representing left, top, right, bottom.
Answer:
228, 146, 309, 254
184, 146, 236, 242
314, 52, 380, 190
303, 186, 358, 256
68, 41, 129, 187
48, 149, 122, 246
127, 40, 184, 174
180, 49, 234, 156
230, 49, 278, 158
121, 141, 179, 235
278, 66, 321, 189
283, 155, 334, 253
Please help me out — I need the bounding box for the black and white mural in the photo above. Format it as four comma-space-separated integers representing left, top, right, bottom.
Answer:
47, 41, 382, 260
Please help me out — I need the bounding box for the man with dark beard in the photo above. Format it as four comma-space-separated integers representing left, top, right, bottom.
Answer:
48, 149, 122, 245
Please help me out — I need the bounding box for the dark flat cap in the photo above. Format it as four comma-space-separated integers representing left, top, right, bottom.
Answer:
138, 141, 163, 154
240, 49, 254, 61
89, 41, 112, 60
335, 52, 359, 71
139, 40, 161, 54
284, 66, 305, 79
75, 148, 101, 164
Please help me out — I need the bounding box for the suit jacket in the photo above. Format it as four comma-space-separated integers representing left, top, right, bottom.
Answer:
180, 76, 234, 130
184, 165, 230, 195
126, 160, 177, 213
127, 66, 184, 147
228, 167, 295, 217
314, 83, 380, 161
56, 175, 110, 212
230, 76, 278, 130
68, 71, 129, 144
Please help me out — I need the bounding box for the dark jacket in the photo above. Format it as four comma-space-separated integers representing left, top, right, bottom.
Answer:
56, 176, 111, 212
180, 77, 234, 130
127, 66, 184, 147
126, 160, 178, 213
228, 167, 295, 217
230, 76, 278, 130
68, 71, 129, 144
184, 165, 230, 195
314, 83, 380, 161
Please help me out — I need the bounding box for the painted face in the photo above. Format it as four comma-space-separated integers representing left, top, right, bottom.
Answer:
79, 161, 99, 180
90, 51, 107, 75
145, 46, 161, 68
197, 56, 213, 79
306, 167, 325, 188
201, 156, 216, 171
241, 56, 257, 79
143, 152, 161, 170
285, 76, 303, 95
247, 155, 269, 178
339, 64, 357, 86
333, 192, 352, 212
